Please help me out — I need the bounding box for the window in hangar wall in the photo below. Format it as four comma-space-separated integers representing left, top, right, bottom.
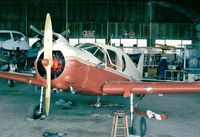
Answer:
110, 39, 121, 47
79, 38, 95, 43
69, 38, 79, 46
155, 39, 192, 55
110, 38, 147, 54
137, 39, 147, 47
69, 38, 147, 49
69, 38, 106, 46
155, 39, 192, 48
121, 39, 137, 53
111, 39, 147, 47
121, 39, 137, 47
96, 39, 106, 44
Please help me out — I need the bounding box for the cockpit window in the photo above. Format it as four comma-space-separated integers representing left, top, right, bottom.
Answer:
13, 33, 25, 41
106, 49, 119, 70
0, 33, 11, 41
78, 43, 105, 62
107, 49, 118, 65
94, 48, 104, 62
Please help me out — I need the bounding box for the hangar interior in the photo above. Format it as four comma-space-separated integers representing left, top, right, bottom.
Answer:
1, 0, 200, 81
0, 0, 200, 137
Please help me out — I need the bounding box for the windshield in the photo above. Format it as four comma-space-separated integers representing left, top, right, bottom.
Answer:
13, 33, 25, 41
78, 43, 105, 62
0, 32, 11, 41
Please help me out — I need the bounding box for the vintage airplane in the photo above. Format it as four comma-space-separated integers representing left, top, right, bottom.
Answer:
0, 13, 200, 135
155, 43, 176, 53
0, 30, 30, 69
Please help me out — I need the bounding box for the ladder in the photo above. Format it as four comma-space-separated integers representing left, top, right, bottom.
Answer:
111, 110, 129, 137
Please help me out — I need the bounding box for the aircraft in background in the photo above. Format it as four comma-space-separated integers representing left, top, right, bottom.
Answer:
0, 14, 200, 135
0, 30, 30, 86
156, 43, 175, 50
155, 43, 176, 53
0, 30, 29, 69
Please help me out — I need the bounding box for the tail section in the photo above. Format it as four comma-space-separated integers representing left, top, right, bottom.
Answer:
137, 53, 144, 79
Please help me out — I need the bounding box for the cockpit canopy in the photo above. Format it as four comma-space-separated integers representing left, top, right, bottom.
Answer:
76, 43, 126, 72
76, 43, 104, 62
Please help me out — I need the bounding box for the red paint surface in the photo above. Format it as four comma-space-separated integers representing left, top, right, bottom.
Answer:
103, 81, 200, 97
1, 57, 200, 96
36, 57, 129, 95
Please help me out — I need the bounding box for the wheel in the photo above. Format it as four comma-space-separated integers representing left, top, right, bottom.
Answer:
140, 117, 147, 137
28, 103, 43, 119
129, 114, 147, 136
8, 80, 15, 87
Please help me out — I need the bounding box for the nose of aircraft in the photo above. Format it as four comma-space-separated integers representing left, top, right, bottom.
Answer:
36, 51, 65, 80
51, 53, 64, 74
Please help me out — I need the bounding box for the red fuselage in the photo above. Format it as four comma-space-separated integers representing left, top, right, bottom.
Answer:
35, 57, 129, 95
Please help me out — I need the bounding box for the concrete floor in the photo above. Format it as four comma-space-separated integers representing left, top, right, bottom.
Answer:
0, 79, 200, 137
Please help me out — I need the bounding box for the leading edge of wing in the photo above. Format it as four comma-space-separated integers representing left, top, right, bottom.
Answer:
103, 81, 200, 97
0, 71, 45, 87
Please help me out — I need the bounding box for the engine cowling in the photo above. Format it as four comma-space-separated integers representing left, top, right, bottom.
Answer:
37, 51, 65, 80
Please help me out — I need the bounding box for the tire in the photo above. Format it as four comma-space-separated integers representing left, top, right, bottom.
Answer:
140, 117, 147, 137
28, 103, 43, 119
130, 114, 147, 136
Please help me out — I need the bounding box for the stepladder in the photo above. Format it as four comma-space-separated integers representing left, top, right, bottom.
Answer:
111, 110, 129, 137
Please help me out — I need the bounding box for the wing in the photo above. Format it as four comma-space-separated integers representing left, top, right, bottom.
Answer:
0, 71, 45, 87
103, 81, 200, 97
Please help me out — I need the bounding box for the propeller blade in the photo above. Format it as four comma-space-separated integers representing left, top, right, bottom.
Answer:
30, 25, 44, 36
43, 13, 53, 116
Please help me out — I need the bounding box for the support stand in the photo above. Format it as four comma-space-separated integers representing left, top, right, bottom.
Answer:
111, 110, 129, 137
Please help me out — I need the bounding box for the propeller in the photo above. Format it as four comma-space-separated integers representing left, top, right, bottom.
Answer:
30, 25, 44, 36
42, 13, 53, 116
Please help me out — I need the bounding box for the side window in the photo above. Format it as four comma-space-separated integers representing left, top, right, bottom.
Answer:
0, 33, 11, 41
122, 55, 126, 71
13, 33, 24, 41
107, 49, 119, 69
94, 48, 104, 62
80, 43, 105, 62
80, 43, 97, 54
107, 49, 118, 65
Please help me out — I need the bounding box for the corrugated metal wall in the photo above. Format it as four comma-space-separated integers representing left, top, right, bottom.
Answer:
0, 0, 196, 39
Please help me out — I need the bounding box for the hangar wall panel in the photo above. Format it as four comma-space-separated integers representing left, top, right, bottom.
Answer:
0, 0, 197, 40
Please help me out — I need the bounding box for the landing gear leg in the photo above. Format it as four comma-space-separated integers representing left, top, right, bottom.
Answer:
129, 94, 147, 136
129, 93, 135, 134
38, 86, 44, 115
95, 96, 101, 107
7, 63, 17, 87
28, 87, 44, 119
92, 96, 101, 113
